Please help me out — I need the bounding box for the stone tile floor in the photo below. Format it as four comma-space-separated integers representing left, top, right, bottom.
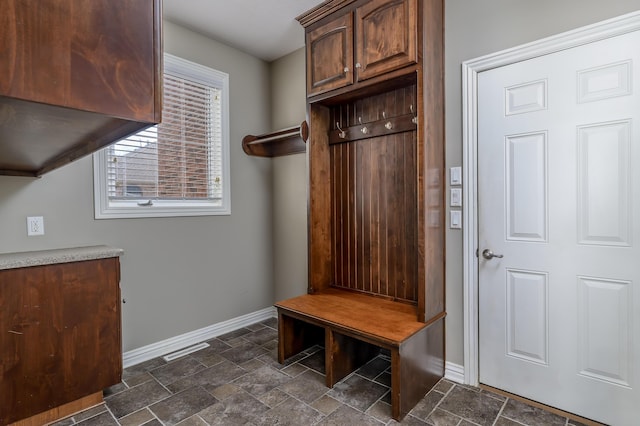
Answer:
52, 318, 592, 426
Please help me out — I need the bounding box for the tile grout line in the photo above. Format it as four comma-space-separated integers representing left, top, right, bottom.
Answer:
491, 397, 510, 426
421, 384, 451, 421
83, 320, 523, 426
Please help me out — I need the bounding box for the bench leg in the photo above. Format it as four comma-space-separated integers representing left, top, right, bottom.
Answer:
325, 329, 379, 387
390, 318, 445, 420
277, 310, 323, 364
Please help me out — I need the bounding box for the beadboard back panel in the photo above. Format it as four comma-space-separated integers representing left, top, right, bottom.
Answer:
328, 85, 418, 303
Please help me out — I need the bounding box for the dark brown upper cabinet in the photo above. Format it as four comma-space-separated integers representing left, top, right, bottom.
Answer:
304, 0, 417, 98
306, 13, 354, 96
355, 0, 417, 80
0, 0, 162, 177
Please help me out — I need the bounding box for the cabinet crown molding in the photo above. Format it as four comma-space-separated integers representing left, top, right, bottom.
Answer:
296, 0, 356, 27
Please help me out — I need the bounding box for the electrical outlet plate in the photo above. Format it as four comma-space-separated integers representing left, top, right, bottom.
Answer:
27, 216, 45, 236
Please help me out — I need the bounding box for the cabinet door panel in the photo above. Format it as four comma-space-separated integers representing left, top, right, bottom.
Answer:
0, 0, 159, 123
0, 258, 122, 425
355, 0, 417, 81
307, 13, 354, 96
69, 0, 158, 122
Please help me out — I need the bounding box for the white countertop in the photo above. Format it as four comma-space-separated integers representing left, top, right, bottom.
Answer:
0, 245, 124, 270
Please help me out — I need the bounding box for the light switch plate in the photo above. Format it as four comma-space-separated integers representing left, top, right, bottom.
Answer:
27, 216, 45, 236
450, 210, 462, 229
450, 167, 462, 186
450, 188, 462, 207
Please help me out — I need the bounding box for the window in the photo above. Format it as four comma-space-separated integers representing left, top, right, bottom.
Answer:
93, 54, 230, 218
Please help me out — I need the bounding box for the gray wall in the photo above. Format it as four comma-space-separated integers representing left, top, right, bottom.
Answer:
0, 21, 274, 353
269, 49, 308, 302
268, 0, 640, 368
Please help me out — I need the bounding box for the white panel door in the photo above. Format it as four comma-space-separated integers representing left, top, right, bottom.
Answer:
478, 29, 640, 425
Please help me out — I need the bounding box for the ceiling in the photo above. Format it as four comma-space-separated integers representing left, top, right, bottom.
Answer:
163, 0, 323, 62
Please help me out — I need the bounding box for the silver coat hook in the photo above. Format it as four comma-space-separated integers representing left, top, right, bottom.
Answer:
358, 117, 368, 134
410, 105, 418, 125
382, 111, 392, 130
336, 122, 346, 138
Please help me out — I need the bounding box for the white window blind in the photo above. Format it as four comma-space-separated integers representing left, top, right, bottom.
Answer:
94, 54, 230, 218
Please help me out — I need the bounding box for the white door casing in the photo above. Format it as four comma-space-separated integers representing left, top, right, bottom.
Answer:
462, 11, 640, 425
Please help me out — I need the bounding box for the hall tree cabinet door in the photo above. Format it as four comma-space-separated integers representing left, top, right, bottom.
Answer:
306, 12, 354, 96
355, 0, 417, 81
304, 0, 417, 97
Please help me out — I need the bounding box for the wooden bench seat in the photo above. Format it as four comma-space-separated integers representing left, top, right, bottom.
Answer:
275, 288, 445, 421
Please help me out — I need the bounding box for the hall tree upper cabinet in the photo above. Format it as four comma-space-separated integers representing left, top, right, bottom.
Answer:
298, 0, 445, 323
0, 0, 162, 177
304, 0, 418, 96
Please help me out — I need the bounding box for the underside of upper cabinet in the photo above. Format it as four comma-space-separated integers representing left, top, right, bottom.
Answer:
0, 0, 162, 177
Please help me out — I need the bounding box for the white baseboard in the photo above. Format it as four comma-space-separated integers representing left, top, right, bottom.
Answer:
444, 361, 465, 384
123, 306, 277, 368
123, 307, 468, 386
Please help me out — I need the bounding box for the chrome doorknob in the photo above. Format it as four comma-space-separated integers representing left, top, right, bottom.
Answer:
482, 249, 504, 260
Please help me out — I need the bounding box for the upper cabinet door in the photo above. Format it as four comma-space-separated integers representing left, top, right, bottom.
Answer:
355, 0, 417, 81
306, 12, 354, 96
0, 0, 160, 123
0, 0, 161, 176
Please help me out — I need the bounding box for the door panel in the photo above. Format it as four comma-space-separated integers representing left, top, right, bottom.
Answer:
306, 13, 354, 96
355, 0, 417, 81
478, 29, 640, 425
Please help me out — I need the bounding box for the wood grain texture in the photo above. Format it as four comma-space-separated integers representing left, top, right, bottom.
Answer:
242, 122, 308, 157
394, 317, 444, 419
1, 0, 159, 121
9, 392, 103, 426
276, 290, 445, 421
0, 258, 122, 425
306, 12, 354, 96
277, 311, 324, 364
329, 86, 418, 303
0, 0, 162, 176
420, 0, 446, 322
308, 105, 333, 293
275, 289, 426, 346
304, 0, 418, 99
326, 329, 379, 386
297, 0, 356, 27
355, 0, 418, 81
290, 1, 446, 419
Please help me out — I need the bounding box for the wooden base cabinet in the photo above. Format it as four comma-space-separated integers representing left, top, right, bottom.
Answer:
0, 257, 122, 425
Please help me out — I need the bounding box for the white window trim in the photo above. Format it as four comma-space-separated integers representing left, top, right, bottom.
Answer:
93, 53, 231, 219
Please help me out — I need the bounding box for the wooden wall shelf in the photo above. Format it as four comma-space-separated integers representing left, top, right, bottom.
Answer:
242, 121, 308, 157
